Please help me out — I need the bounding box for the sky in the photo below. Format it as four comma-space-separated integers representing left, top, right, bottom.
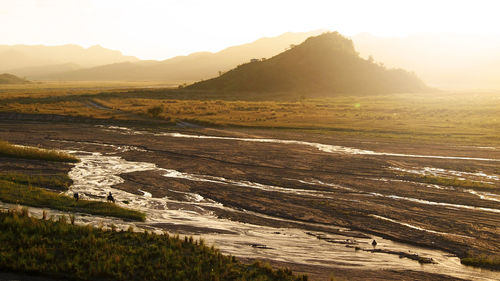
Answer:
1, 0, 500, 60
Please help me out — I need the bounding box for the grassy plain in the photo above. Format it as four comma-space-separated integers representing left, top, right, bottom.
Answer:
0, 80, 176, 99
1, 84, 499, 145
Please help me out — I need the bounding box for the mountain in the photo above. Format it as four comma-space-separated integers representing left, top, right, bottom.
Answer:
7, 63, 81, 79
351, 33, 500, 90
188, 32, 427, 94
0, 73, 31, 84
46, 30, 326, 81
0, 44, 138, 75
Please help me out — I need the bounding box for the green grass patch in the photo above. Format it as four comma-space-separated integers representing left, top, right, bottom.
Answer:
0, 172, 72, 191
461, 255, 500, 270
401, 174, 496, 189
0, 140, 79, 163
0, 210, 306, 281
0, 180, 145, 221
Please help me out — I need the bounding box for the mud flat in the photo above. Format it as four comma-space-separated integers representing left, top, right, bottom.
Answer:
0, 120, 499, 280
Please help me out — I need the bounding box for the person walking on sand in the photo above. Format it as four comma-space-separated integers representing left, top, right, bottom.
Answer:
73, 192, 79, 201
107, 192, 115, 203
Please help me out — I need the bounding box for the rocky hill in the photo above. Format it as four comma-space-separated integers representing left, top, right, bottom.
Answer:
188, 32, 427, 94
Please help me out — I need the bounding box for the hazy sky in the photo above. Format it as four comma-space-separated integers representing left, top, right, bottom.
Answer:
1, 0, 499, 60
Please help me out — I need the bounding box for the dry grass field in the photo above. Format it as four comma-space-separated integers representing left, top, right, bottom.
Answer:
1, 84, 499, 145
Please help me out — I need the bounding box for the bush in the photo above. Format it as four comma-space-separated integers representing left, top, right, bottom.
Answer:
147, 106, 163, 118
461, 255, 500, 270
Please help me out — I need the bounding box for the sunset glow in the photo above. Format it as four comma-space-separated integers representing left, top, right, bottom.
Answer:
1, 0, 499, 60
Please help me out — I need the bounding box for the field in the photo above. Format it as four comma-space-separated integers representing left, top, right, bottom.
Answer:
1, 85, 499, 145
0, 83, 499, 280
0, 81, 177, 98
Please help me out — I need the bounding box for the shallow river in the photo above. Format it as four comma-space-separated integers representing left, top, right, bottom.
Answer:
51, 140, 498, 281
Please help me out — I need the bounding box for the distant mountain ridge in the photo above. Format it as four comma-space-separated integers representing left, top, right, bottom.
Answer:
188, 32, 427, 94
28, 30, 326, 81
3, 31, 499, 90
6, 63, 81, 79
0, 44, 138, 78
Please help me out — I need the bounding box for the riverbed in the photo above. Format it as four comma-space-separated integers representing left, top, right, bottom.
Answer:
1, 120, 499, 280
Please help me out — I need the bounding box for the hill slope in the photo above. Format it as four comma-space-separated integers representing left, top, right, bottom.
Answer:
47, 30, 325, 81
188, 32, 427, 94
0, 73, 31, 84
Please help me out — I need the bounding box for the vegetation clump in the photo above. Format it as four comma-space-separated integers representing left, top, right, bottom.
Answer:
461, 255, 500, 270
401, 174, 496, 189
0, 140, 79, 163
0, 210, 306, 281
147, 105, 163, 118
0, 179, 145, 221
0, 172, 72, 191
